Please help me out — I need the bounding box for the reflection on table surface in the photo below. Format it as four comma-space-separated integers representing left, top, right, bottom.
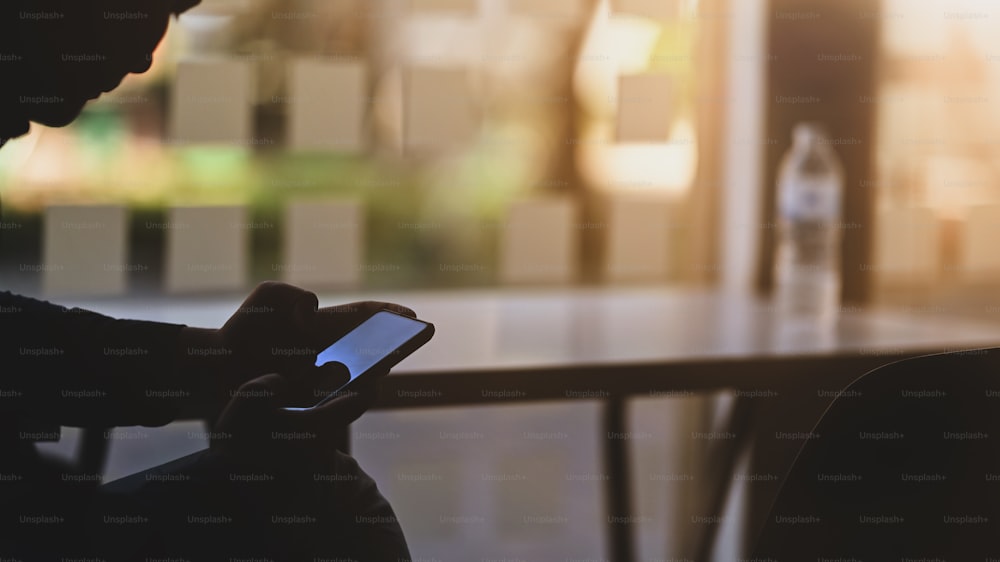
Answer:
61, 286, 1000, 373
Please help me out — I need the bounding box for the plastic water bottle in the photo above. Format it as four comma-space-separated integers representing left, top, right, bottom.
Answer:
773, 122, 844, 329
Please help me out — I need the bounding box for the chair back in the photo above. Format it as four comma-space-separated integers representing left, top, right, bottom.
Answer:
752, 349, 1000, 559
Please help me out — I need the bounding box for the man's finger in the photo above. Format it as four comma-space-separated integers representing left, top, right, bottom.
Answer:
314, 361, 352, 388
379, 303, 417, 318
285, 378, 379, 427
286, 361, 352, 408
291, 288, 321, 333
222, 282, 318, 339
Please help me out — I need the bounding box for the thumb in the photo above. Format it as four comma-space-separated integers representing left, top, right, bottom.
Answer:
289, 375, 380, 428
287, 361, 352, 408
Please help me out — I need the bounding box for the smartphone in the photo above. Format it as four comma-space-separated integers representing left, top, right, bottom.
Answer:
282, 310, 434, 411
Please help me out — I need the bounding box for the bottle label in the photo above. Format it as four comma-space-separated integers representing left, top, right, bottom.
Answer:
779, 177, 841, 222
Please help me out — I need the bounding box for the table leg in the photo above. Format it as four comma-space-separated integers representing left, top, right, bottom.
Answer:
605, 396, 635, 562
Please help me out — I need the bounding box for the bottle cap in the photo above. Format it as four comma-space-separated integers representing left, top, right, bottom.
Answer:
793, 122, 827, 145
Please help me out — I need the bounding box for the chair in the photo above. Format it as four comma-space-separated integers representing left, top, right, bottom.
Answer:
751, 349, 1000, 559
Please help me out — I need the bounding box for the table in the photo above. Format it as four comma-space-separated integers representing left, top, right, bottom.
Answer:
62, 286, 1000, 560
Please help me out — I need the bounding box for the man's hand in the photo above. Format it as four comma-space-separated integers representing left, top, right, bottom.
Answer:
208, 370, 377, 470
177, 281, 415, 423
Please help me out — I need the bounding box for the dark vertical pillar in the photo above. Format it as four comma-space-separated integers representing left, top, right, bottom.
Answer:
757, 0, 881, 305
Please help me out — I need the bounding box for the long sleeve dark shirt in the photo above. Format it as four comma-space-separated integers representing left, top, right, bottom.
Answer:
0, 290, 190, 435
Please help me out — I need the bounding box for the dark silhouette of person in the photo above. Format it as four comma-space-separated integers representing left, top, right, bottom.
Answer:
1, 2, 413, 560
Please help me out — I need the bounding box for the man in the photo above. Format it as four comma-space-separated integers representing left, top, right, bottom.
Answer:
1, 1, 412, 559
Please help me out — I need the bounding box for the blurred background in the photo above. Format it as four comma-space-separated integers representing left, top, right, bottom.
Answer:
7, 0, 1000, 560
7, 0, 999, 309
0, 0, 715, 295
5, 0, 1000, 313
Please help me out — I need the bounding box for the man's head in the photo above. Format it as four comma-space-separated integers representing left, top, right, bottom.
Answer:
0, 0, 201, 145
